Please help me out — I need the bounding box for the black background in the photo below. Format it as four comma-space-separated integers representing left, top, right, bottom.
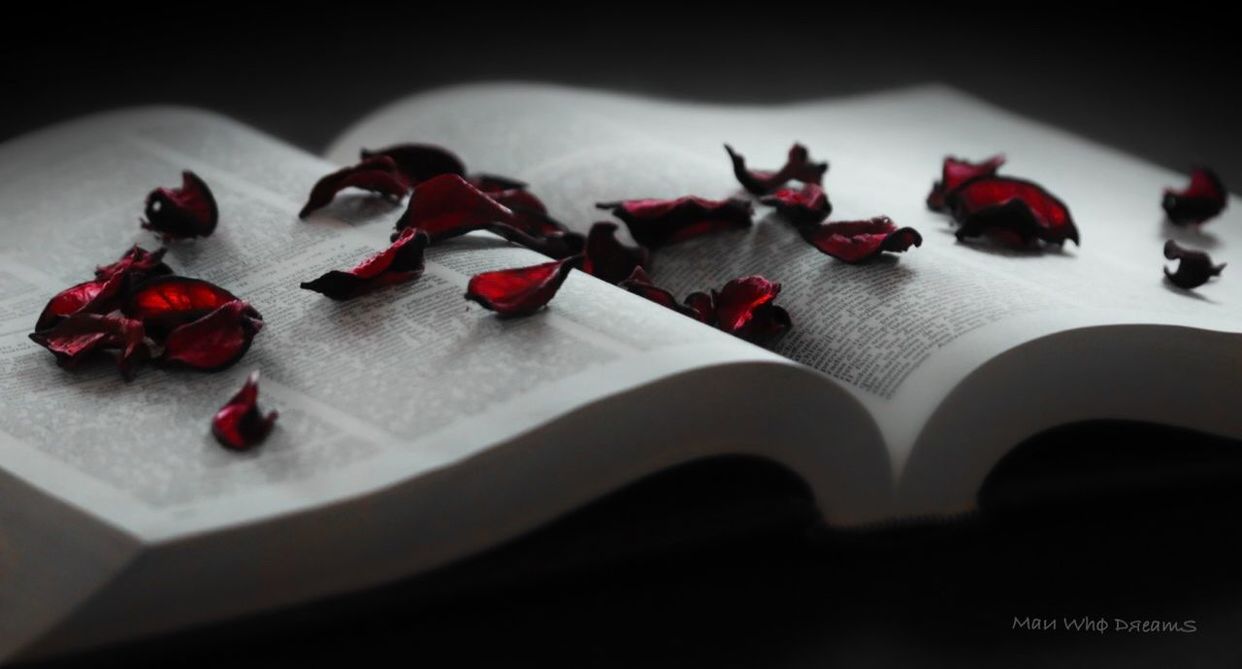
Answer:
6, 3, 1242, 667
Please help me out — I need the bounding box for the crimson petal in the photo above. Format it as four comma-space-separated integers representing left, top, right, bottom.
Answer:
212, 370, 279, 451
800, 216, 922, 263
725, 143, 828, 195
299, 156, 409, 219
142, 170, 218, 240
28, 312, 148, 380
465, 255, 581, 317
34, 272, 125, 332
926, 155, 1005, 212
1163, 240, 1225, 289
301, 228, 430, 300
946, 176, 1079, 247
1163, 167, 1228, 226
712, 275, 782, 334
596, 196, 753, 248
760, 183, 833, 226
125, 276, 240, 336
617, 267, 709, 322
95, 245, 172, 282
161, 299, 264, 370
360, 143, 466, 185
582, 222, 650, 285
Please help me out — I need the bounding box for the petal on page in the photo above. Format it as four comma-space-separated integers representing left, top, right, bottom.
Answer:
760, 183, 833, 226
1163, 239, 1225, 289
926, 154, 1005, 212
142, 170, 219, 240
360, 143, 467, 185
946, 176, 1080, 247
160, 299, 264, 370
800, 216, 922, 263
724, 143, 829, 195
712, 275, 782, 334
582, 222, 650, 285
28, 312, 148, 380
300, 228, 430, 300
596, 196, 753, 248
617, 267, 709, 322
125, 276, 241, 335
299, 156, 410, 218
33, 272, 125, 332
95, 245, 172, 282
465, 255, 581, 317
1162, 167, 1228, 226
212, 370, 279, 451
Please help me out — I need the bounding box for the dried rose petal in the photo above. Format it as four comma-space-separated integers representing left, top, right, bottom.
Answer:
581, 222, 650, 285
1163, 240, 1225, 289
1163, 167, 1227, 226
301, 228, 430, 300
28, 312, 148, 380
485, 187, 571, 238
926, 155, 1005, 212
712, 275, 781, 334
95, 245, 172, 282
34, 272, 125, 332
465, 255, 581, 317
618, 268, 790, 342
596, 196, 753, 248
946, 176, 1079, 247
800, 216, 922, 263
360, 143, 466, 185
760, 183, 833, 226
618, 267, 708, 322
725, 143, 828, 195
161, 299, 264, 370
299, 156, 409, 218
125, 276, 240, 335
212, 370, 278, 451
142, 170, 218, 240
733, 304, 792, 343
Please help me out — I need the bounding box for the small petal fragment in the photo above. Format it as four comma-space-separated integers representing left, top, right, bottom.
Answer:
299, 156, 409, 218
465, 255, 581, 317
596, 196, 753, 248
28, 312, 148, 379
300, 228, 430, 300
712, 276, 782, 334
95, 245, 172, 282
212, 370, 279, 451
1163, 240, 1225, 289
161, 300, 264, 370
1163, 167, 1228, 226
618, 267, 707, 321
360, 144, 467, 185
582, 222, 650, 285
142, 170, 218, 240
725, 143, 828, 195
760, 183, 833, 226
800, 216, 923, 263
926, 155, 1005, 212
946, 176, 1079, 247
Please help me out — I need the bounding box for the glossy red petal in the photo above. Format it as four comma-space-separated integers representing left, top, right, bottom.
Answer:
926, 155, 1005, 211
125, 276, 241, 335
142, 170, 218, 240
360, 143, 466, 185
212, 370, 279, 451
1163, 167, 1228, 226
95, 245, 172, 281
712, 275, 782, 334
299, 156, 409, 219
724, 143, 828, 195
581, 222, 650, 285
800, 216, 923, 263
596, 196, 753, 248
161, 299, 264, 370
301, 229, 430, 300
760, 183, 833, 226
1163, 240, 1225, 289
28, 312, 148, 380
34, 272, 125, 332
465, 255, 581, 317
946, 176, 1079, 247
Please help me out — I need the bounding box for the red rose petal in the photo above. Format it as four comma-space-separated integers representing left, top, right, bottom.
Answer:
360, 143, 466, 185
142, 170, 218, 240
946, 176, 1079, 247
126, 276, 240, 334
733, 304, 792, 344
28, 312, 148, 380
300, 228, 430, 300
617, 268, 790, 342
712, 275, 782, 334
299, 156, 410, 219
581, 222, 650, 285
465, 255, 581, 317
161, 299, 264, 370
617, 267, 708, 322
34, 272, 125, 332
926, 154, 1005, 211
760, 183, 833, 226
724, 143, 828, 195
595, 196, 753, 248
212, 370, 279, 451
1163, 239, 1225, 289
800, 216, 923, 263
95, 245, 172, 282
1163, 167, 1228, 226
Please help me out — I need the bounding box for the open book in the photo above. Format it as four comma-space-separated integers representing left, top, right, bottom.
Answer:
2, 83, 1240, 662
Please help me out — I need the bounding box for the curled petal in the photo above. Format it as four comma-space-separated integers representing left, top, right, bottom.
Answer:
34, 272, 125, 332
946, 176, 1079, 247
28, 312, 148, 380
618, 267, 707, 321
299, 156, 409, 218
465, 255, 581, 317
360, 143, 466, 185
1163, 240, 1225, 289
800, 216, 922, 263
212, 370, 279, 451
760, 183, 833, 226
301, 228, 430, 300
582, 222, 650, 285
125, 276, 240, 336
725, 143, 828, 195
926, 155, 1005, 211
161, 299, 264, 370
142, 170, 218, 240
1163, 167, 1227, 226
95, 245, 172, 282
734, 304, 792, 344
712, 275, 782, 334
486, 187, 571, 238
596, 196, 753, 248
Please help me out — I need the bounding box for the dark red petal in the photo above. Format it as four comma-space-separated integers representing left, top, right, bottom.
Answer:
28, 312, 148, 379
486, 187, 571, 238
712, 275, 782, 334
681, 291, 716, 323
161, 300, 264, 370
724, 143, 829, 195
1163, 239, 1225, 289
926, 155, 1005, 211
760, 183, 833, 226
733, 304, 792, 344
360, 143, 466, 185
946, 176, 1079, 247
1163, 167, 1228, 226
142, 170, 218, 239
581, 222, 650, 285
95, 245, 172, 281
299, 156, 409, 219
300, 228, 430, 300
617, 267, 704, 321
34, 272, 125, 332
125, 276, 241, 335
467, 173, 528, 192
212, 370, 279, 451
595, 196, 753, 248
465, 255, 581, 317
800, 216, 923, 263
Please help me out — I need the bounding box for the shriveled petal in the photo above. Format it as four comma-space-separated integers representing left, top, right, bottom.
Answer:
1163, 167, 1228, 226
212, 370, 279, 451
760, 183, 833, 226
161, 300, 264, 370
926, 155, 1005, 211
724, 143, 828, 195
34, 272, 125, 332
800, 216, 922, 263
946, 176, 1079, 247
465, 255, 581, 317
95, 245, 172, 281
581, 222, 650, 285
301, 229, 430, 300
360, 143, 466, 185
299, 156, 409, 218
125, 276, 240, 334
712, 275, 782, 334
28, 312, 148, 380
142, 170, 218, 239
1163, 240, 1225, 289
733, 304, 792, 344
617, 267, 705, 321
596, 196, 753, 248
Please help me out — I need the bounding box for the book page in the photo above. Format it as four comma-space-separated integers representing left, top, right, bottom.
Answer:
0, 108, 778, 541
